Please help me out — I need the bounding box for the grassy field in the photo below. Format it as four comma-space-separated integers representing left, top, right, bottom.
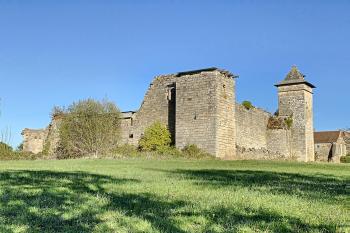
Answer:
0, 159, 348, 233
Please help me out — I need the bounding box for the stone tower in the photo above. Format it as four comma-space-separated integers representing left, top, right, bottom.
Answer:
174, 69, 237, 159
275, 66, 315, 162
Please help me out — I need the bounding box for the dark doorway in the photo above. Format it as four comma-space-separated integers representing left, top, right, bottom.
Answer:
167, 83, 176, 145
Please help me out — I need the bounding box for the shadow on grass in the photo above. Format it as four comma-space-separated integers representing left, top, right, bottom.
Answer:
0, 169, 346, 232
169, 169, 349, 201
0, 170, 187, 233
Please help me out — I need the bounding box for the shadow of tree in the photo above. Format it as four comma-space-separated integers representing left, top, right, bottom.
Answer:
200, 205, 338, 233
168, 169, 349, 201
0, 170, 187, 233
0, 169, 347, 232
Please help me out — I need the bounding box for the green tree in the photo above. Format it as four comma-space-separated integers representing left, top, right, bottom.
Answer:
139, 122, 171, 151
58, 99, 121, 158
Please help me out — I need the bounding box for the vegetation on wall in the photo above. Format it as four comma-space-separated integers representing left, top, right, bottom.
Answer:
57, 99, 121, 158
242, 100, 253, 110
284, 116, 293, 129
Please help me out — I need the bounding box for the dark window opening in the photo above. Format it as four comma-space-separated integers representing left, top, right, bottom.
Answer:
129, 134, 134, 139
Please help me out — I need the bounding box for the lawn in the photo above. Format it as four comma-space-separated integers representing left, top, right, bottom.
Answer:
0, 159, 348, 233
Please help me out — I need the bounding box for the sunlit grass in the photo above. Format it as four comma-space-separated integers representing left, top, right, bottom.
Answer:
0, 159, 348, 232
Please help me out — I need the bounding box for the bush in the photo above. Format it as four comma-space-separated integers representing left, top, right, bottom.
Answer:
139, 122, 172, 152
157, 146, 182, 157
0, 142, 12, 153
58, 99, 121, 158
242, 101, 253, 110
340, 155, 350, 163
182, 144, 212, 158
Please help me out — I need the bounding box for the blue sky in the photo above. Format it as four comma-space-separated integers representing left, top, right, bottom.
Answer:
0, 0, 349, 147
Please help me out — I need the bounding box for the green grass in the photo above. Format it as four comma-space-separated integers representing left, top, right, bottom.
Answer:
0, 159, 348, 233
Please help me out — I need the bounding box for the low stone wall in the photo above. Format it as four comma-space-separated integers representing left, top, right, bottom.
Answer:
236, 145, 288, 160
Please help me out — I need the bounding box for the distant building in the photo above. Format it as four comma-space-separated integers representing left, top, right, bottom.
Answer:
314, 131, 347, 163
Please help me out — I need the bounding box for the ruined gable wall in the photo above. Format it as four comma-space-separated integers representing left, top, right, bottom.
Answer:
126, 74, 178, 146
123, 69, 236, 157
45, 116, 62, 155
22, 128, 48, 154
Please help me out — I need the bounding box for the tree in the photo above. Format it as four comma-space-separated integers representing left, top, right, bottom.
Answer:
139, 122, 171, 151
58, 99, 121, 158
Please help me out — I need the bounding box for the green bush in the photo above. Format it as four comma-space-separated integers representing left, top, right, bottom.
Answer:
242, 101, 253, 110
58, 99, 121, 158
182, 144, 212, 158
139, 122, 172, 152
340, 155, 350, 163
0, 142, 38, 160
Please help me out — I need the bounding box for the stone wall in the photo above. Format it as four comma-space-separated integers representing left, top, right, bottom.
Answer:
235, 104, 270, 150
314, 142, 345, 163
267, 129, 293, 159
344, 132, 350, 155
45, 115, 63, 155
235, 105, 294, 160
22, 128, 48, 154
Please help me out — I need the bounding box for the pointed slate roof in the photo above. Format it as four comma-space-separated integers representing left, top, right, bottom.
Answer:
275, 66, 315, 88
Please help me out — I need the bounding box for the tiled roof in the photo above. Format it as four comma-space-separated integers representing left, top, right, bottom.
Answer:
314, 131, 342, 144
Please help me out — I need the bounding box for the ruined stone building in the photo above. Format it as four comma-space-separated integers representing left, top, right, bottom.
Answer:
22, 66, 348, 162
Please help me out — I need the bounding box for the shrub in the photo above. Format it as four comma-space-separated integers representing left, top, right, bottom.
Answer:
58, 99, 121, 158
114, 144, 139, 158
182, 144, 212, 158
340, 155, 350, 163
157, 146, 182, 157
242, 101, 253, 110
139, 122, 171, 152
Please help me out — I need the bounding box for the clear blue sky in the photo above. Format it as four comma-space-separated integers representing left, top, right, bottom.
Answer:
0, 0, 349, 147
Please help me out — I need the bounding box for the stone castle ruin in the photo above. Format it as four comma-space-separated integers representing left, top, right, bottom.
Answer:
22, 66, 348, 162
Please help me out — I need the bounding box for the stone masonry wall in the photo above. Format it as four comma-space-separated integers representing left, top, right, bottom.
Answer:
235, 104, 292, 160
344, 132, 350, 155
267, 129, 292, 159
126, 74, 178, 146
235, 104, 270, 150
22, 128, 48, 154
175, 70, 236, 158
120, 69, 236, 158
